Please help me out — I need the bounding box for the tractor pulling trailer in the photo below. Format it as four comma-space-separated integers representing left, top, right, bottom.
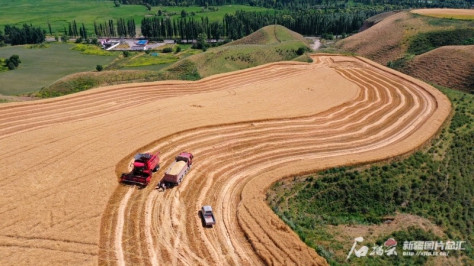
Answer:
157, 152, 193, 190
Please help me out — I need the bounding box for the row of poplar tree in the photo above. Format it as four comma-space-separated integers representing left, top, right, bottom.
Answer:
68, 8, 382, 41
139, 9, 381, 40
1, 8, 382, 45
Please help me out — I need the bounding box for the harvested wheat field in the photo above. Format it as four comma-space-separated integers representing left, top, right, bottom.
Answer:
0, 55, 450, 265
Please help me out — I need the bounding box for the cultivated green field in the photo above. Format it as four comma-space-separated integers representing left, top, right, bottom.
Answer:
0, 0, 271, 35
0, 43, 117, 95
152, 5, 271, 22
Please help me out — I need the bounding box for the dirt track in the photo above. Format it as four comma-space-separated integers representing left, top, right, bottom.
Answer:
0, 55, 450, 265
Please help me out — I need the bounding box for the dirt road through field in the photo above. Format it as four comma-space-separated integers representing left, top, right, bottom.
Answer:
0, 55, 450, 265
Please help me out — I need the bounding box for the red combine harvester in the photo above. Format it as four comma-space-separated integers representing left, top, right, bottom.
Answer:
120, 152, 160, 187
157, 152, 193, 190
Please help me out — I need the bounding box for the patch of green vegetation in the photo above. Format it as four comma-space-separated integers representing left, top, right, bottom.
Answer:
268, 87, 474, 265
37, 76, 98, 97
423, 15, 474, 26
293, 54, 313, 63
40, 46, 203, 97
0, 98, 9, 103
165, 59, 201, 80
178, 46, 202, 57
104, 45, 200, 70
188, 40, 308, 77
37, 70, 167, 98
229, 25, 308, 46
72, 44, 115, 56
407, 28, 474, 55
124, 53, 179, 67
387, 54, 415, 70
424, 14, 474, 21
0, 43, 117, 95
177, 26, 311, 78
153, 5, 271, 23
0, 58, 8, 72
25, 43, 50, 49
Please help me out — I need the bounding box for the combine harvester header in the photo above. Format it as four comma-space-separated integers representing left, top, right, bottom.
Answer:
120, 152, 160, 187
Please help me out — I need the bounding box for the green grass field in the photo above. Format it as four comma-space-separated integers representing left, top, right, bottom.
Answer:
154, 5, 271, 22
0, 0, 271, 36
0, 43, 117, 95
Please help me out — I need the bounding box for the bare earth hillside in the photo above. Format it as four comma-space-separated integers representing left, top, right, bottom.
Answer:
336, 11, 413, 65
336, 10, 473, 65
402, 45, 474, 92
0, 55, 450, 265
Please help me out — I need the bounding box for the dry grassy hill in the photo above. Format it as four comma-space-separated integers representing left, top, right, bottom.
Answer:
227, 24, 309, 46
336, 9, 474, 91
336, 11, 416, 65
402, 45, 474, 92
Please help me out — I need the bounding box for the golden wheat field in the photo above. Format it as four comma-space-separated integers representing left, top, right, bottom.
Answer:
0, 55, 450, 265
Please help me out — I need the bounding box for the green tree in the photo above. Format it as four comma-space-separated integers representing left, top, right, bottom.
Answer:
162, 47, 173, 53
0, 30, 5, 46
5, 55, 20, 70
9, 55, 20, 67
6, 61, 15, 70
296, 47, 306, 55
197, 32, 208, 51
96, 65, 103, 71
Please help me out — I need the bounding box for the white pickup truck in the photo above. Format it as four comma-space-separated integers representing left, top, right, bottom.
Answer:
201, 205, 216, 227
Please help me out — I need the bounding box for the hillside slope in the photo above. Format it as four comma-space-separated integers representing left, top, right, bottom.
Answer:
227, 24, 309, 46
336, 10, 474, 91
40, 25, 310, 97
336, 11, 413, 65
402, 45, 474, 92
337, 11, 473, 64
166, 25, 310, 78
